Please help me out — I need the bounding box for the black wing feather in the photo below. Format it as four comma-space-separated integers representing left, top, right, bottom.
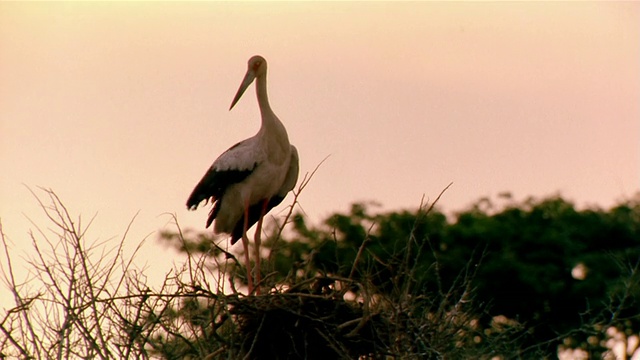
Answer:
186, 166, 256, 228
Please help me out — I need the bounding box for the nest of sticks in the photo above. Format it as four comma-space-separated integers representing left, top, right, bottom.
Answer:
226, 276, 389, 360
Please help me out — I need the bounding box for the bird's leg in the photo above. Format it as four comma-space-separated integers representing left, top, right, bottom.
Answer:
241, 198, 254, 294
253, 198, 270, 295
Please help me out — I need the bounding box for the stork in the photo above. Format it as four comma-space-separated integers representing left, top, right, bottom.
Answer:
186, 55, 299, 295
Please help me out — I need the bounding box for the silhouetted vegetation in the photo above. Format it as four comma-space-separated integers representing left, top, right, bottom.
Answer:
160, 191, 640, 359
2, 187, 640, 359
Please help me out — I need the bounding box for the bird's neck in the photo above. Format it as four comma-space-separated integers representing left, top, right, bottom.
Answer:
255, 74, 272, 116
255, 74, 290, 154
256, 74, 285, 135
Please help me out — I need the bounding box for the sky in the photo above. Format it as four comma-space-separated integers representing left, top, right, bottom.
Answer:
1, 2, 639, 296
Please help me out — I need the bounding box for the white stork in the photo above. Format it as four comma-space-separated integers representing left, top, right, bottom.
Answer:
186, 55, 299, 294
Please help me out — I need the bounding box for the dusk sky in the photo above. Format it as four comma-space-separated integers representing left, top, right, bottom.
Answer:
1, 2, 638, 292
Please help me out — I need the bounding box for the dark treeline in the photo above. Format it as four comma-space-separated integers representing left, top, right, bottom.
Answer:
159, 193, 640, 358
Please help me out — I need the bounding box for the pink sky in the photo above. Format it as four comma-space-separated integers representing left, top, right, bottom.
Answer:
1, 2, 639, 292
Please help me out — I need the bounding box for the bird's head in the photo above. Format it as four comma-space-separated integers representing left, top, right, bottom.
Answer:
229, 55, 267, 110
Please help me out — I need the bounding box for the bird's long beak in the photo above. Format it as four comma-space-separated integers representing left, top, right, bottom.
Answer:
229, 70, 256, 110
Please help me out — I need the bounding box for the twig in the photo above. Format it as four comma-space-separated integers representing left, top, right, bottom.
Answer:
268, 155, 329, 263
348, 222, 375, 280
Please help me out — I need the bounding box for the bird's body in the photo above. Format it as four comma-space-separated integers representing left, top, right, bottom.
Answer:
187, 55, 299, 293
231, 145, 298, 244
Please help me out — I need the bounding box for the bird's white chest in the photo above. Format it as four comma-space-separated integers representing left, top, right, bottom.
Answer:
244, 159, 288, 201
220, 136, 290, 205
211, 144, 290, 235
213, 116, 292, 211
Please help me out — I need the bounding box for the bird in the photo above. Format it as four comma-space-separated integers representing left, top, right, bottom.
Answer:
186, 55, 299, 295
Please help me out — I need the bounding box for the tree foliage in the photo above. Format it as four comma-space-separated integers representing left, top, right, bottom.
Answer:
161, 192, 640, 358
3, 189, 640, 359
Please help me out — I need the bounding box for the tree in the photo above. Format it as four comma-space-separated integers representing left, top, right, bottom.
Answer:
4, 188, 639, 359
162, 192, 640, 358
